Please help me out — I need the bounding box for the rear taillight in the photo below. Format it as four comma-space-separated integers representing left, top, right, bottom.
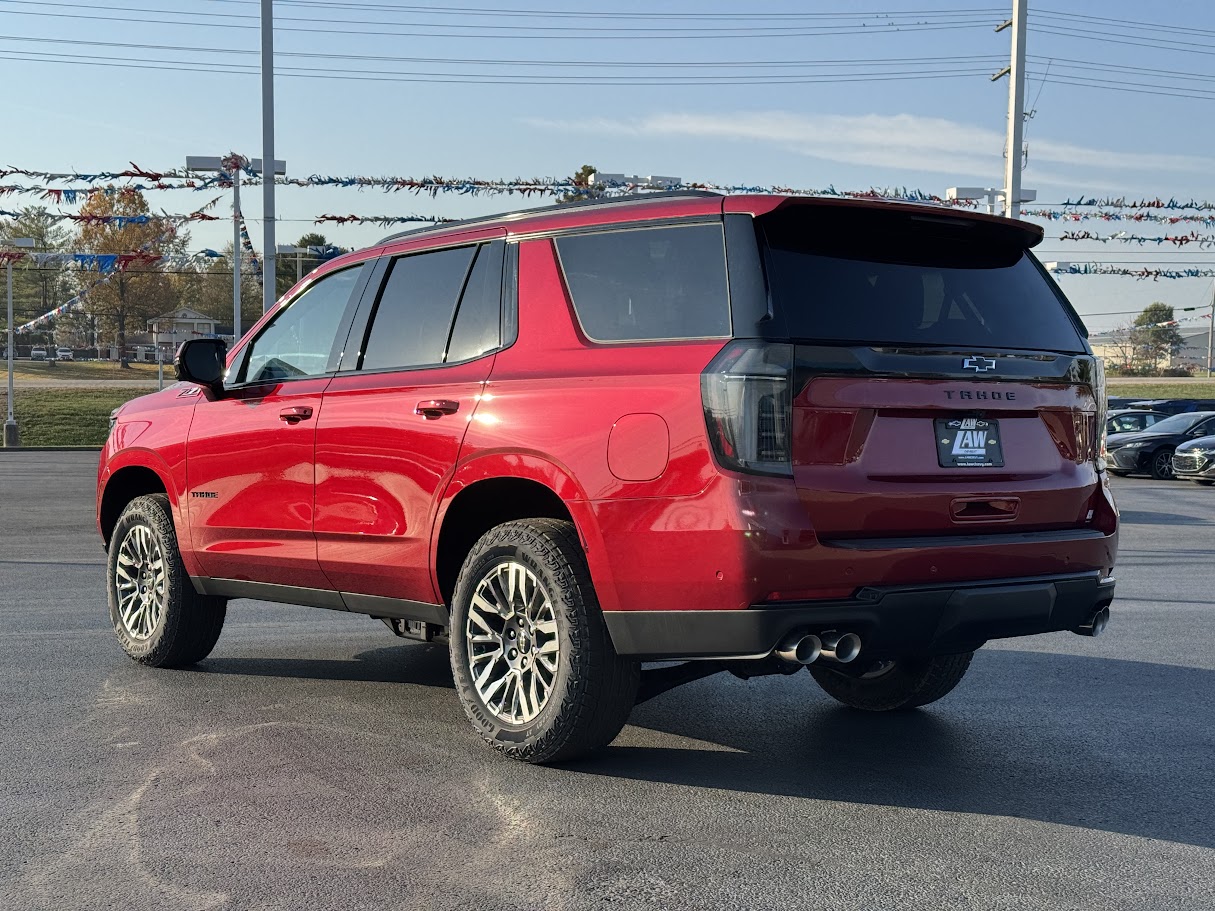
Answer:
701, 341, 793, 477
1093, 356, 1107, 469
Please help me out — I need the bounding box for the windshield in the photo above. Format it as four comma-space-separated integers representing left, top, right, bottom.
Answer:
1138, 412, 1215, 434
759, 206, 1086, 353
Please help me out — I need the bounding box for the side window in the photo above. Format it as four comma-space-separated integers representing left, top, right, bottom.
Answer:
554, 223, 730, 342
360, 246, 475, 371
238, 267, 361, 384
446, 242, 504, 364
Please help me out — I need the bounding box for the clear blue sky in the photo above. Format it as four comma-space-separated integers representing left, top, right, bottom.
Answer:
2, 0, 1214, 331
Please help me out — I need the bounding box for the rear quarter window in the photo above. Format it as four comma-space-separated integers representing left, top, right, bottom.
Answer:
554, 223, 730, 342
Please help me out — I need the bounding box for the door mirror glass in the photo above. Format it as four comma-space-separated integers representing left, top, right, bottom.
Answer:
175, 338, 227, 394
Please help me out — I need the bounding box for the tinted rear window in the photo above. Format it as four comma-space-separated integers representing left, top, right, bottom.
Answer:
760, 207, 1085, 353
361, 246, 475, 370
555, 223, 730, 342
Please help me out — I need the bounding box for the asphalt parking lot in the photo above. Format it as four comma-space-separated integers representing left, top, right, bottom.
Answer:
1, 451, 1212, 911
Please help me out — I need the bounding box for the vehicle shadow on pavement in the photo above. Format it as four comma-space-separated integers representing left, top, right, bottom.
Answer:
196, 644, 455, 688
574, 649, 1215, 850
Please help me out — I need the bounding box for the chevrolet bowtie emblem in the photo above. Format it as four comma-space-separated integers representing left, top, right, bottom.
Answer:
963, 357, 997, 372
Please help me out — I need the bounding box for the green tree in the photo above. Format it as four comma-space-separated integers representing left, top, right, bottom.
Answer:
169, 242, 261, 335
0, 208, 71, 346
74, 188, 188, 365
274, 231, 341, 297
558, 164, 602, 203
1131, 302, 1185, 373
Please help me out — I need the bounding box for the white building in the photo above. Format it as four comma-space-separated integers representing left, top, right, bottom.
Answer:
148, 308, 218, 355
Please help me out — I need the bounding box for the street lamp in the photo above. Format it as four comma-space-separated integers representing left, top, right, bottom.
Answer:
185, 155, 285, 344
4, 236, 35, 448
947, 186, 1037, 216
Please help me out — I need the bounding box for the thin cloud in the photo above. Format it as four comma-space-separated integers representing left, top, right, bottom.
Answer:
525, 111, 1211, 189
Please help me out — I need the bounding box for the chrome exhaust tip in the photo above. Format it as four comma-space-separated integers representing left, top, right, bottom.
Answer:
1072, 605, 1111, 638
820, 631, 862, 664
775, 632, 822, 665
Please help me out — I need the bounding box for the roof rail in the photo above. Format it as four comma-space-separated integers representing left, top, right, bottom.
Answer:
374, 189, 722, 245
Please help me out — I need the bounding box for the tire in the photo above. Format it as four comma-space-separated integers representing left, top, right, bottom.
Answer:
809, 652, 974, 712
107, 493, 226, 667
448, 519, 640, 764
1150, 448, 1176, 480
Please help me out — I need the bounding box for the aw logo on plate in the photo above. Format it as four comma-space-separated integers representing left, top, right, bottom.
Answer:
952, 418, 989, 456
935, 416, 1005, 468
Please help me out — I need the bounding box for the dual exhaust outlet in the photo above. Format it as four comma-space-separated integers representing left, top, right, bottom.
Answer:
775, 630, 862, 666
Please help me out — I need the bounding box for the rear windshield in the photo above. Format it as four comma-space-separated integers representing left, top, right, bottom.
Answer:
760, 207, 1086, 353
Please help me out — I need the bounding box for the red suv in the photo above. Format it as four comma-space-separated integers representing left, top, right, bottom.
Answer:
97, 192, 1118, 763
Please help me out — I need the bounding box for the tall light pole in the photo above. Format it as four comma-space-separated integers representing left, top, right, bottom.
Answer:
186, 155, 284, 344
1207, 282, 1214, 379
262, 0, 278, 316
4, 237, 35, 448
994, 0, 1028, 219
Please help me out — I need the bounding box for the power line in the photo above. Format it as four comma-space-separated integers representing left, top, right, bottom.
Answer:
6, 0, 1004, 27
0, 5, 998, 39
1034, 8, 1215, 40
0, 35, 1005, 70
0, 51, 1002, 85
1029, 24, 1215, 58
244, 1, 1009, 21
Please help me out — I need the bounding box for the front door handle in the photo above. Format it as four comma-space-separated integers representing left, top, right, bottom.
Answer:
415, 399, 460, 420
279, 405, 314, 424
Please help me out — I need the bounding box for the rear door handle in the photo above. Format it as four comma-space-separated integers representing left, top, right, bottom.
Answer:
415, 399, 460, 420
279, 405, 314, 424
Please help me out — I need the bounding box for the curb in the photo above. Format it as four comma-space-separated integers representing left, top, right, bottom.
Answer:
0, 446, 103, 452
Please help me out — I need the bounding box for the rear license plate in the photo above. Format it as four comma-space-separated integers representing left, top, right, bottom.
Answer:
935, 417, 1004, 468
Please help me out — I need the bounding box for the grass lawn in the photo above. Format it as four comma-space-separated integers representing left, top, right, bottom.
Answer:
9, 360, 161, 381
0, 388, 149, 447
1107, 382, 1215, 399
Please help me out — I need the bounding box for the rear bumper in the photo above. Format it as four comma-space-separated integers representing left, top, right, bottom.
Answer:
603, 571, 1116, 660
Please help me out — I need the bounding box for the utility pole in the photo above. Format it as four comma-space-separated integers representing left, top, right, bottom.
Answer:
261, 0, 278, 316
994, 0, 1028, 219
1207, 281, 1214, 378
4, 237, 35, 448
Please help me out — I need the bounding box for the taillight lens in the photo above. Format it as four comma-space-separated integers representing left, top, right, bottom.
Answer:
1093, 356, 1107, 470
701, 341, 793, 477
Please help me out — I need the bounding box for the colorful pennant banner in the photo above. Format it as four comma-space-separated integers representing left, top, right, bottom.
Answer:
1050, 263, 1215, 280
1058, 230, 1215, 249
1060, 196, 1215, 212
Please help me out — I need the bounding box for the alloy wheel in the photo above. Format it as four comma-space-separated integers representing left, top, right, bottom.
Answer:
113, 524, 167, 640
1154, 450, 1175, 479
465, 560, 560, 725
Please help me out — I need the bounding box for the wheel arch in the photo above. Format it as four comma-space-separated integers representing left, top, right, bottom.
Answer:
431, 453, 615, 609
98, 456, 175, 547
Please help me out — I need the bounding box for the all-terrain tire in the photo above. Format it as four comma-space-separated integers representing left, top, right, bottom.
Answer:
107, 493, 226, 667
448, 519, 639, 764
809, 652, 975, 712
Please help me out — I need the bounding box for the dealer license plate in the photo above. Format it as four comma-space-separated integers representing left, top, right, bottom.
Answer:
935, 417, 1004, 468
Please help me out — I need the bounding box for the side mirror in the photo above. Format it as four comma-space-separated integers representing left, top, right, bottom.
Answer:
174, 338, 227, 396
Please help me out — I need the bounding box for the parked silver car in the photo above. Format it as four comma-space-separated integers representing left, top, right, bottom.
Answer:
1172, 436, 1215, 486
